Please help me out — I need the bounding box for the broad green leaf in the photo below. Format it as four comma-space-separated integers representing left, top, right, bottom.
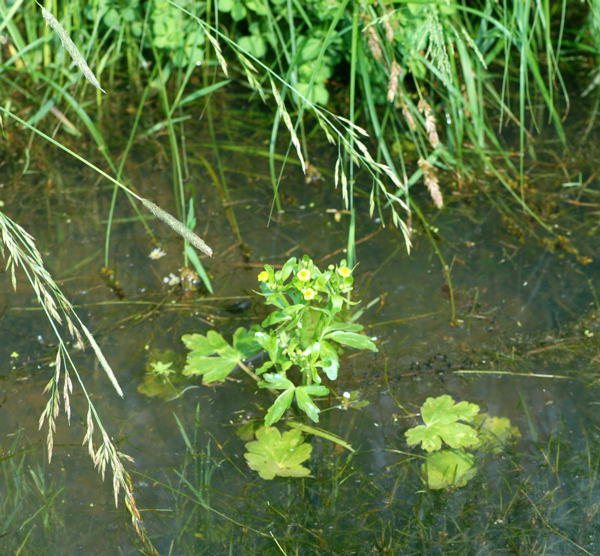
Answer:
255, 360, 274, 375
182, 332, 219, 356
217, 0, 233, 11
232, 327, 261, 359
287, 421, 354, 452
230, 2, 246, 20
258, 373, 294, 390
405, 395, 480, 452
294, 385, 328, 422
282, 304, 305, 316
244, 427, 312, 479
280, 257, 297, 281
423, 450, 477, 490
406, 422, 478, 452
183, 348, 240, 383
421, 395, 479, 426
245, 0, 268, 15
325, 331, 378, 352
261, 310, 291, 328
301, 385, 329, 396
323, 321, 364, 334
299, 37, 321, 62
238, 35, 266, 58
473, 414, 521, 454
263, 292, 287, 309
318, 340, 339, 380
294, 388, 318, 423
182, 331, 243, 383
254, 331, 279, 362
330, 294, 344, 313
205, 330, 229, 351
264, 388, 295, 426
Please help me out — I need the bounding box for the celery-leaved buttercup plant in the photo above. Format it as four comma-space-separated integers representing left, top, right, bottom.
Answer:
182, 255, 377, 427
405, 395, 520, 490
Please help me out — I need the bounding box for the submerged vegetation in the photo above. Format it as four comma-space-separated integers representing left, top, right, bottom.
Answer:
405, 394, 520, 489
0, 0, 599, 552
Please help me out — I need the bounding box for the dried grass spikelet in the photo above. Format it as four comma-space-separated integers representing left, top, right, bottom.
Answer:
401, 101, 417, 131
40, 6, 105, 93
365, 25, 383, 61
418, 158, 444, 209
387, 60, 402, 103
383, 17, 395, 43
140, 198, 213, 257
417, 99, 441, 149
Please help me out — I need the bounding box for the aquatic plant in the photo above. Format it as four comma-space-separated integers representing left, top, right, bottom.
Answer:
183, 256, 376, 420
181, 255, 377, 477
405, 395, 520, 490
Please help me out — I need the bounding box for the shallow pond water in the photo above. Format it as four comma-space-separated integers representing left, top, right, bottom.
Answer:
1, 104, 599, 555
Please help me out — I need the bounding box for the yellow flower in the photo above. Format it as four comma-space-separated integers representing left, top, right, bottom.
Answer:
337, 265, 352, 278
297, 268, 311, 282
302, 288, 316, 301
257, 270, 269, 282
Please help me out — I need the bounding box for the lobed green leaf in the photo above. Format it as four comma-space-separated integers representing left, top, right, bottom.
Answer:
244, 427, 312, 480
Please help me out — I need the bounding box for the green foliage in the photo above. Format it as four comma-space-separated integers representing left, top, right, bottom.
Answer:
87, 0, 206, 67
151, 0, 205, 67
252, 255, 376, 423
182, 327, 261, 383
243, 426, 312, 480
405, 395, 479, 453
405, 395, 519, 490
182, 256, 376, 425
179, 255, 375, 478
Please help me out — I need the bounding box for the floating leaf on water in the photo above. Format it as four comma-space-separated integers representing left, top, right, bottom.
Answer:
405, 395, 480, 452
244, 426, 312, 480
182, 329, 259, 384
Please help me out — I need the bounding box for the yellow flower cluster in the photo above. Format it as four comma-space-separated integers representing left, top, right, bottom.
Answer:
257, 270, 269, 282
302, 288, 316, 300
337, 265, 352, 278
297, 268, 311, 282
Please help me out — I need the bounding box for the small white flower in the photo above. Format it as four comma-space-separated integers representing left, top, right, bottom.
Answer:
149, 247, 167, 260
163, 273, 180, 286
342, 391, 351, 399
